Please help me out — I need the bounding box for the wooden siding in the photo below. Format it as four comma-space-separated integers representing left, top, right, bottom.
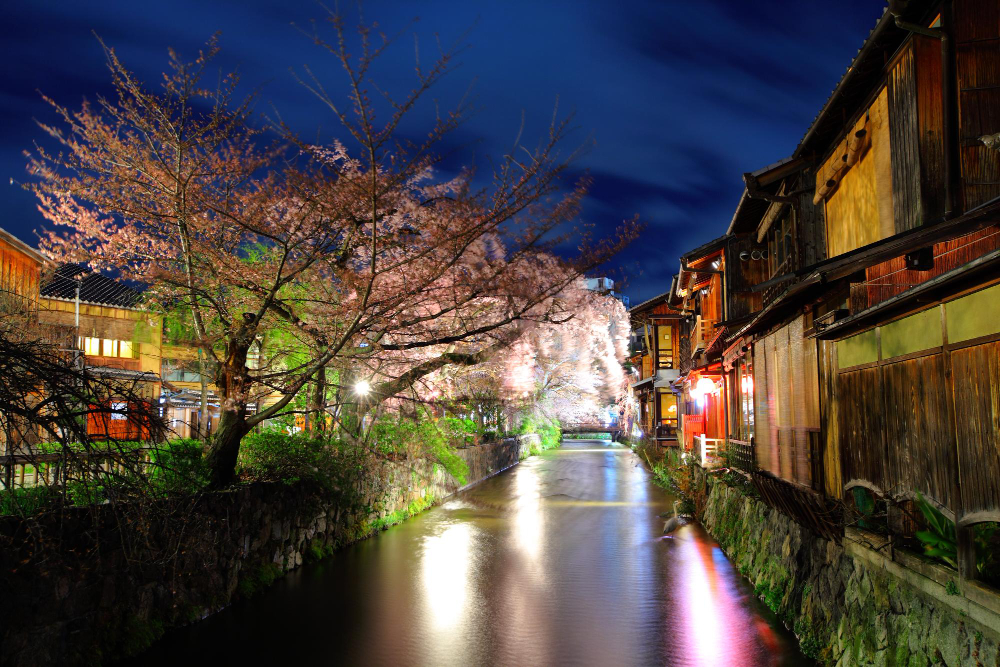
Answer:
818, 339, 843, 499
882, 354, 955, 511
836, 292, 1000, 524
725, 235, 766, 321
915, 35, 947, 223
955, 0, 1000, 211
838, 367, 888, 492
850, 225, 1000, 312
798, 185, 828, 268
889, 44, 924, 233
950, 340, 1000, 522
0, 238, 41, 311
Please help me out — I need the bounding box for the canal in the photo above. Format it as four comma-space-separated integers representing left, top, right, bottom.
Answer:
136, 441, 810, 666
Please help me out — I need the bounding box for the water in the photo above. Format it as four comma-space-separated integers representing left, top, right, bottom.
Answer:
135, 441, 811, 666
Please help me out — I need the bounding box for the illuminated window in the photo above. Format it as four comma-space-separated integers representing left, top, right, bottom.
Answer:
102, 339, 116, 356
83, 337, 101, 356
119, 340, 135, 358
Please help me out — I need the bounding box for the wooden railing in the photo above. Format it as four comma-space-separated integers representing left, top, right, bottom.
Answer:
1, 449, 153, 490
726, 438, 755, 472
696, 435, 725, 467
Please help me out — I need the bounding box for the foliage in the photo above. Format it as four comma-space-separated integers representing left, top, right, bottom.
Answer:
537, 419, 563, 450
563, 432, 611, 440
650, 449, 696, 515
367, 413, 471, 484
147, 439, 209, 495
237, 562, 282, 598
238, 431, 347, 489
439, 416, 479, 448
367, 493, 437, 534
0, 485, 60, 516
914, 493, 997, 576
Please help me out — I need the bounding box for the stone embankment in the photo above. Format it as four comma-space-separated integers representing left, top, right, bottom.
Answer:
700, 474, 1000, 666
0, 436, 535, 666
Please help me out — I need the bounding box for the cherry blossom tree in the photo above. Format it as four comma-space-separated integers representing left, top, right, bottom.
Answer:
26, 14, 637, 487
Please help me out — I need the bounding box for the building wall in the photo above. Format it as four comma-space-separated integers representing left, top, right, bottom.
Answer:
753, 315, 821, 489
834, 280, 1000, 526
37, 298, 162, 380
0, 237, 41, 312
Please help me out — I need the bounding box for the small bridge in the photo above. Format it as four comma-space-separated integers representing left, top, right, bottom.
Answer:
562, 422, 623, 440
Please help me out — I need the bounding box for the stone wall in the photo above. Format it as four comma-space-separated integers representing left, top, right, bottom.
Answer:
0, 437, 532, 666
700, 476, 1000, 666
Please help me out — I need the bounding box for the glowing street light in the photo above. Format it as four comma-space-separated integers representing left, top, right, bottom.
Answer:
354, 380, 371, 396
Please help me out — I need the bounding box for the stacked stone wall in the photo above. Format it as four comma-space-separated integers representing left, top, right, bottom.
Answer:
700, 475, 1000, 666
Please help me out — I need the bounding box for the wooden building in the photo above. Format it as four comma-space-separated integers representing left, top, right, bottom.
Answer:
627, 291, 684, 444
38, 264, 163, 441
677, 0, 1000, 581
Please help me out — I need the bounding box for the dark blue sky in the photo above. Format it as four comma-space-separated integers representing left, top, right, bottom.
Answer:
2, 1, 884, 304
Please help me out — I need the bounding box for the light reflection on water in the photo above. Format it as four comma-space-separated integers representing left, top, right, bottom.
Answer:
134, 441, 812, 666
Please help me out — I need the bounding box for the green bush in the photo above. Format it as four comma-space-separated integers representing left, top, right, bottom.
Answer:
238, 430, 342, 487
439, 416, 479, 447
368, 414, 470, 484
0, 485, 60, 516
148, 439, 208, 495
536, 419, 562, 450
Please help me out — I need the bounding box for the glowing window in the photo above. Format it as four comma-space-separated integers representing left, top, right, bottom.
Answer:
119, 340, 135, 358
83, 337, 101, 356
101, 339, 116, 356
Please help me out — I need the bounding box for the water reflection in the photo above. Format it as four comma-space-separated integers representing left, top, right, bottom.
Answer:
421, 522, 473, 630
134, 441, 810, 667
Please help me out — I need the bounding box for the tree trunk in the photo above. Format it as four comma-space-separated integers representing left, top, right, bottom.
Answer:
204, 333, 253, 488
309, 363, 327, 434
205, 405, 250, 488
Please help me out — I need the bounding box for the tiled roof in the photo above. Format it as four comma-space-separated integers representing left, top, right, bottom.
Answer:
41, 264, 142, 308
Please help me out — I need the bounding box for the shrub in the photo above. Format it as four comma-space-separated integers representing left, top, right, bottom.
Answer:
439, 416, 479, 447
238, 430, 343, 487
368, 413, 470, 484
148, 439, 208, 495
0, 485, 60, 516
536, 418, 562, 450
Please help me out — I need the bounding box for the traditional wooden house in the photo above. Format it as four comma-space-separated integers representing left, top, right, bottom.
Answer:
627, 289, 684, 444
714, 0, 1000, 575
722, 157, 830, 494
0, 228, 47, 455
673, 237, 727, 457
39, 265, 162, 441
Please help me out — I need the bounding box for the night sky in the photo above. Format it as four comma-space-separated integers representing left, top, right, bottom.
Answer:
2, 1, 885, 304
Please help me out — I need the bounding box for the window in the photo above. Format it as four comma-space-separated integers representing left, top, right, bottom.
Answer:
83, 337, 100, 356
110, 401, 128, 421
656, 324, 675, 369
80, 337, 137, 358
